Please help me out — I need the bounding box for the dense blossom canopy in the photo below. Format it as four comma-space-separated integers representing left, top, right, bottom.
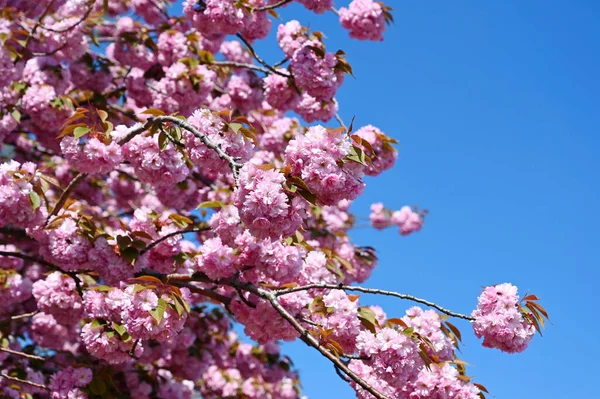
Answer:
0, 1, 548, 398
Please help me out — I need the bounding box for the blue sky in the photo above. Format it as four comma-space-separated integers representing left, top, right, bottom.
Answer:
172, 1, 600, 397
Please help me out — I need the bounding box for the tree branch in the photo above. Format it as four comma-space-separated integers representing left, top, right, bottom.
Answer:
0, 251, 84, 297
254, 0, 293, 11
10, 311, 38, 320
236, 33, 292, 78
0, 347, 46, 362
238, 282, 389, 399
274, 284, 474, 321
140, 226, 210, 255
210, 60, 273, 75
147, 115, 245, 183
0, 373, 48, 390
150, 271, 388, 398
335, 113, 347, 131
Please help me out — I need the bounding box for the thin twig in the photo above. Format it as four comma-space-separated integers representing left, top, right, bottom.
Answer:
11, 311, 39, 320
0, 251, 84, 297
17, 0, 58, 62
274, 284, 474, 321
0, 373, 49, 390
334, 364, 351, 382
141, 226, 210, 255
31, 39, 70, 57
39, 0, 94, 33
210, 60, 273, 75
0, 347, 46, 362
0, 251, 63, 271
254, 0, 293, 11
273, 57, 289, 68
236, 33, 292, 78
149, 0, 170, 20
335, 113, 347, 131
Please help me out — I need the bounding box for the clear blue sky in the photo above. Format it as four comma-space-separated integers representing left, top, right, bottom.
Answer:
172, 2, 600, 397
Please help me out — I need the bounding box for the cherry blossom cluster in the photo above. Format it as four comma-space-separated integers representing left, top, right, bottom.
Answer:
370, 203, 425, 235
234, 163, 304, 239
32, 271, 83, 324
349, 306, 481, 399
0, 160, 46, 229
339, 0, 389, 41
48, 367, 93, 399
472, 283, 536, 353
285, 125, 364, 205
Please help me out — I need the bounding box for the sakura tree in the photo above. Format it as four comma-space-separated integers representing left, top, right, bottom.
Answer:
0, 1, 549, 398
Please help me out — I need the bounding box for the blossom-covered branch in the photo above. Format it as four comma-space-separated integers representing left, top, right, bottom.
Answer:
0, 1, 548, 398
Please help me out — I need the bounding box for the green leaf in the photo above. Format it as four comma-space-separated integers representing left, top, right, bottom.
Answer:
228, 122, 243, 133
158, 131, 169, 150
168, 213, 193, 228
73, 126, 90, 139
198, 50, 214, 63
90, 31, 100, 47
131, 284, 148, 294
196, 201, 225, 209
90, 285, 112, 292
149, 298, 167, 324
357, 307, 379, 333
29, 191, 41, 210
346, 145, 369, 166
90, 318, 105, 329
111, 322, 127, 337
97, 109, 109, 122
172, 298, 184, 316
402, 327, 415, 337
11, 109, 20, 123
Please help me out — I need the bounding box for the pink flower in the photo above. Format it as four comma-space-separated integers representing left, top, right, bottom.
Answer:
233, 163, 303, 240
183, 0, 245, 35
298, 0, 333, 14
472, 283, 536, 353
263, 72, 300, 111
291, 41, 344, 101
284, 125, 365, 205
60, 136, 123, 175
0, 161, 46, 229
32, 272, 83, 325
293, 93, 338, 123
339, 0, 387, 41
277, 21, 308, 58
353, 125, 398, 176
